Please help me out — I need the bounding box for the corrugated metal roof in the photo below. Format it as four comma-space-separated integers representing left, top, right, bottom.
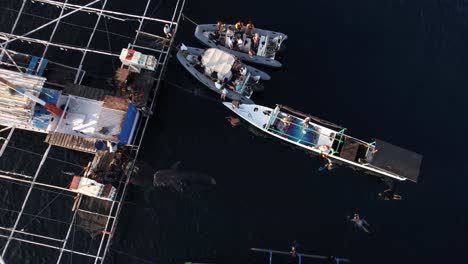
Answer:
0, 69, 46, 128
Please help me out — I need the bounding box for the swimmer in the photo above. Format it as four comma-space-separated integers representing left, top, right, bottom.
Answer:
349, 214, 371, 234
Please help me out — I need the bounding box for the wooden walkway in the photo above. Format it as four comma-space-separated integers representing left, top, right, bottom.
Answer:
85, 150, 116, 177
45, 132, 97, 154
63, 84, 117, 101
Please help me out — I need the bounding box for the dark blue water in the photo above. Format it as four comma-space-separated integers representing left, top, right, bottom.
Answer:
1, 0, 467, 263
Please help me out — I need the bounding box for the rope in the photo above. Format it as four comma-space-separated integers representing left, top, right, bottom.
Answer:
141, 0, 163, 30
0, 178, 75, 198
19, 188, 66, 231
6, 145, 86, 169
182, 13, 198, 26
103, 16, 116, 70
163, 79, 220, 104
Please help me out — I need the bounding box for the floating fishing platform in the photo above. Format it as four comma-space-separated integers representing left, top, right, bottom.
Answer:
0, 0, 186, 263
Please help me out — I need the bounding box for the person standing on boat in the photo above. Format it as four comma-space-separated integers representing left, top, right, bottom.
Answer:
279, 115, 292, 133
302, 117, 311, 134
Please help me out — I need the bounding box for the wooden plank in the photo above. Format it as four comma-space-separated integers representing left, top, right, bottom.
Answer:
102, 96, 128, 112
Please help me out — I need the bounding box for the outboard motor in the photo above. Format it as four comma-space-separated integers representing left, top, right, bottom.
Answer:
251, 83, 265, 93
276, 43, 287, 62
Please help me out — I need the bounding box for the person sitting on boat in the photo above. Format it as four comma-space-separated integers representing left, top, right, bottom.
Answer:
209, 30, 221, 42
240, 66, 247, 76
223, 77, 236, 91
215, 80, 228, 100
220, 87, 229, 100
245, 21, 255, 36
226, 26, 235, 39
226, 36, 234, 49
234, 21, 244, 33
235, 81, 243, 92
350, 214, 371, 234
163, 24, 173, 39
252, 33, 261, 51
248, 47, 256, 58
378, 188, 402, 201
216, 21, 225, 33
215, 79, 223, 90
236, 35, 244, 50
232, 100, 241, 109
232, 59, 242, 72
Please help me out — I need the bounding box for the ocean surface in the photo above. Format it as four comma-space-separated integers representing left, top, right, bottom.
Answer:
0, 0, 467, 263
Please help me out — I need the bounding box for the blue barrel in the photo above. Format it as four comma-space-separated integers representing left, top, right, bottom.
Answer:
94, 140, 106, 151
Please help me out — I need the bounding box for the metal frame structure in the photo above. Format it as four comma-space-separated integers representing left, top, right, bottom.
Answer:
0, 0, 186, 262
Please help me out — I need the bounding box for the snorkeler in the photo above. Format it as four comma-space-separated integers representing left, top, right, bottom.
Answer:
290, 241, 299, 257
226, 116, 240, 127
349, 214, 371, 234
378, 188, 402, 201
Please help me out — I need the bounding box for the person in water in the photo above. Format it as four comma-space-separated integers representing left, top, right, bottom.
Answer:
290, 241, 299, 257
378, 188, 402, 201
350, 214, 371, 234
226, 116, 240, 127
315, 145, 334, 171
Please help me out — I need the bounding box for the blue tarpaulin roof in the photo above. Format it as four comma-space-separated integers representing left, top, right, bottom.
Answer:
118, 104, 138, 144
32, 88, 60, 130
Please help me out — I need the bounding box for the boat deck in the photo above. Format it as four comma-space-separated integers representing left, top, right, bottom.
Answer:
268, 112, 335, 149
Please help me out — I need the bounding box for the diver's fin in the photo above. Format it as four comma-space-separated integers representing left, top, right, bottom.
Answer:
170, 161, 182, 170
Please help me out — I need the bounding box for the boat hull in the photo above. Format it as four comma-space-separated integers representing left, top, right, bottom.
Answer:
176, 46, 270, 104
223, 102, 407, 181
